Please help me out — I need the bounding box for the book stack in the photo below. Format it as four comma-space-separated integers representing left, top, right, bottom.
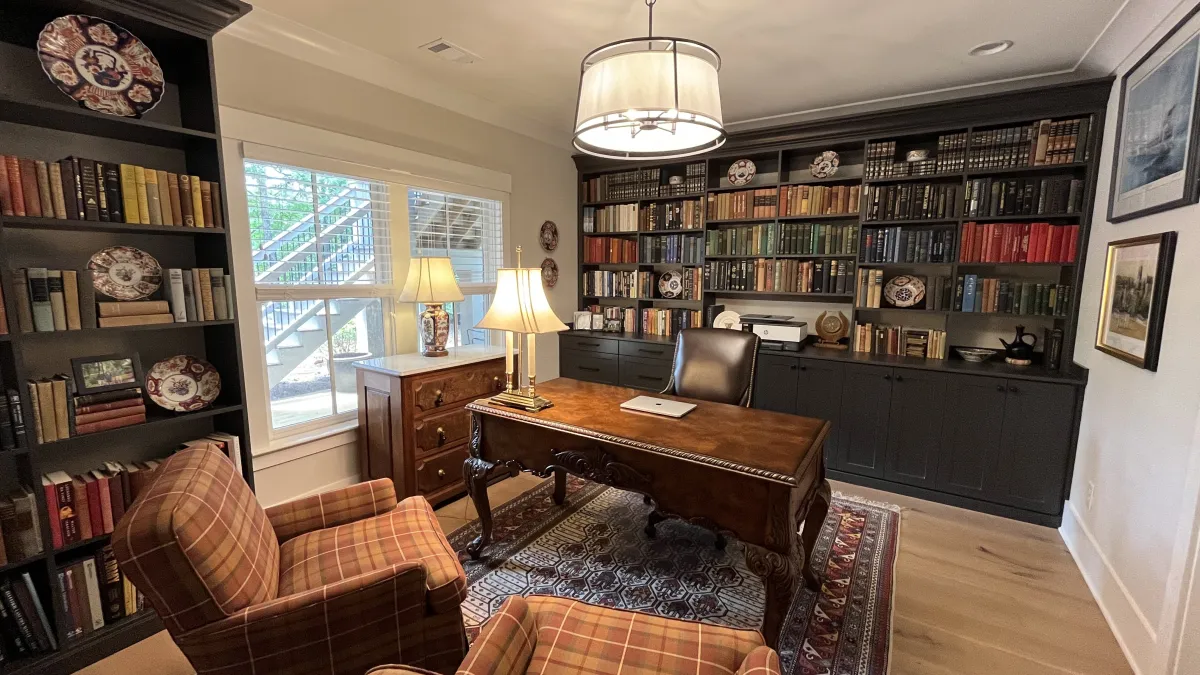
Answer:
853, 323, 948, 359
585, 305, 637, 333
959, 222, 1078, 263
26, 381, 147, 443
954, 276, 1072, 316
583, 237, 638, 264
967, 116, 1093, 170
55, 545, 144, 644
580, 167, 663, 202
864, 183, 960, 221
0, 154, 223, 228
641, 308, 703, 337
0, 487, 42, 566
964, 176, 1085, 217
639, 199, 703, 230
166, 268, 233, 323
704, 258, 851, 294
864, 140, 898, 179
582, 204, 638, 232
706, 189, 777, 220
705, 224, 775, 257
780, 184, 859, 217
582, 270, 638, 298
0, 389, 26, 451
0, 573, 58, 660
41, 459, 161, 550
778, 223, 857, 256
861, 227, 956, 263
865, 132, 968, 179
97, 300, 172, 328
639, 234, 703, 265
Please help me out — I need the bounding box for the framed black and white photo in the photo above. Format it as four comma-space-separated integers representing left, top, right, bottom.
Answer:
1095, 232, 1176, 371
1110, 6, 1200, 222
71, 353, 144, 394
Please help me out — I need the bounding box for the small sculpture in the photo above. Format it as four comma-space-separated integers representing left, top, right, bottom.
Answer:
999, 325, 1037, 366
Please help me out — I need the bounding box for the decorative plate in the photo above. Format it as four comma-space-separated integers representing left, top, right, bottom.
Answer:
146, 355, 221, 412
810, 150, 840, 178
37, 15, 165, 119
713, 310, 741, 330
882, 274, 927, 308
657, 270, 683, 299
88, 245, 162, 301
541, 258, 559, 288
540, 220, 559, 252
727, 159, 756, 186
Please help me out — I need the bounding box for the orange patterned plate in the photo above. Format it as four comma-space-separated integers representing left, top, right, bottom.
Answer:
38, 14, 165, 118
146, 355, 221, 412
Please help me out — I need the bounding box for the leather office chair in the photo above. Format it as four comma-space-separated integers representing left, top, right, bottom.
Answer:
661, 327, 760, 407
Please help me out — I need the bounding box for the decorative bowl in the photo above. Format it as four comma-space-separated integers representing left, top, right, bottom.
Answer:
727, 159, 756, 186
955, 348, 997, 363
810, 150, 840, 178
38, 14, 165, 118
88, 245, 162, 300
146, 355, 220, 412
882, 275, 926, 308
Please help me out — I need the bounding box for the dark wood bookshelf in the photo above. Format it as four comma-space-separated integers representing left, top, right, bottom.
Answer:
864, 172, 963, 184
863, 218, 959, 226
0, 2, 252, 674
966, 162, 1089, 177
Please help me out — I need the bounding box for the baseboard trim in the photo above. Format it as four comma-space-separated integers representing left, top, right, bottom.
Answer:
1059, 499, 1153, 675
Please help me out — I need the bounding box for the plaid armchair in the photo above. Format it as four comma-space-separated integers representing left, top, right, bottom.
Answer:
112, 445, 468, 675
367, 595, 780, 675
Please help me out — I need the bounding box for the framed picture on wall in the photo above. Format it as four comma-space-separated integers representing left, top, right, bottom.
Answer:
1109, 5, 1200, 222
1094, 232, 1176, 371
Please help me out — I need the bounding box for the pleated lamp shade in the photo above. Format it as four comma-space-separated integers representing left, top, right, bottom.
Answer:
398, 257, 464, 303
476, 267, 568, 334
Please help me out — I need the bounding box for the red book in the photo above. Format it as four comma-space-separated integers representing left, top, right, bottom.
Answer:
999, 224, 1013, 263
18, 158, 41, 217
42, 476, 63, 549
1066, 225, 1079, 263
979, 223, 990, 261
973, 223, 985, 262
960, 223, 973, 262
1028, 223, 1042, 263
5, 155, 25, 216
91, 471, 114, 534
84, 475, 104, 538
75, 397, 143, 415
75, 404, 146, 426
1018, 224, 1031, 263
105, 470, 126, 526
72, 478, 92, 540
0, 155, 11, 216
991, 224, 1004, 263
76, 411, 146, 436
1049, 226, 1064, 262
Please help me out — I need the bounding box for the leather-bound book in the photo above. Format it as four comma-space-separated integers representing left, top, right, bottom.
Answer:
167, 173, 183, 225
103, 164, 122, 224
200, 181, 214, 228
178, 175, 194, 226
4, 156, 23, 216
132, 166, 150, 224
98, 313, 174, 328
156, 170, 174, 225
119, 164, 140, 223
48, 162, 67, 219
18, 158, 41, 217
97, 300, 168, 317
35, 162, 53, 219
0, 154, 11, 216
76, 159, 99, 221
75, 410, 145, 436
93, 161, 109, 222
190, 174, 204, 227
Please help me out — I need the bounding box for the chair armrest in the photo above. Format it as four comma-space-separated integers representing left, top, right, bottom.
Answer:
266, 478, 397, 542
457, 595, 536, 675
736, 646, 781, 674
367, 667, 442, 675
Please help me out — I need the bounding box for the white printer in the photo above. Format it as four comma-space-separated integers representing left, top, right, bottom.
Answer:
739, 314, 808, 351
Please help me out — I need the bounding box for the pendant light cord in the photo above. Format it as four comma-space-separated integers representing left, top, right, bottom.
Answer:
646, 0, 656, 36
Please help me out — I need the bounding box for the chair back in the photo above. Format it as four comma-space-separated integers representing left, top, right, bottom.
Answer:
112, 445, 280, 635
661, 328, 760, 406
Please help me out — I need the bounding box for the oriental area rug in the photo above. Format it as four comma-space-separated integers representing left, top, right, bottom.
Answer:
448, 476, 900, 675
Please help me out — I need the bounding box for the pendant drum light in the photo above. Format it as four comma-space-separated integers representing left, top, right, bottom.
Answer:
573, 0, 725, 160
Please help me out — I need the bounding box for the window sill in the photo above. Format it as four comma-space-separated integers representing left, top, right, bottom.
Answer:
254, 418, 359, 470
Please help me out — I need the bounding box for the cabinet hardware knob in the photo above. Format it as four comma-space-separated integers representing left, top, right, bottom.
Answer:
434, 390, 444, 406
996, 384, 1005, 392
493, 375, 502, 390
437, 427, 446, 444
437, 469, 446, 478
895, 375, 904, 382
799, 365, 807, 371
789, 364, 797, 370
1009, 386, 1019, 393
883, 374, 891, 380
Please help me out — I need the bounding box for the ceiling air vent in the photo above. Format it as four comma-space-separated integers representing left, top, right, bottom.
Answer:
419, 39, 480, 65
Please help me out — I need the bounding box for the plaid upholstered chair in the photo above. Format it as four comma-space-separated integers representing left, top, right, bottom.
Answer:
112, 444, 469, 675
366, 595, 782, 675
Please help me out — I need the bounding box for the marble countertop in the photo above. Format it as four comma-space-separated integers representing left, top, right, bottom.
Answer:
353, 344, 509, 377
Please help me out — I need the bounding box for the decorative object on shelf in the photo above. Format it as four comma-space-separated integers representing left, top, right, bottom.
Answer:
540, 220, 559, 252
541, 258, 559, 288
1095, 232, 1177, 371
809, 150, 840, 178
882, 274, 926, 308
954, 347, 997, 363
1044, 327, 1065, 370
813, 311, 850, 350
37, 15, 165, 119
999, 325, 1038, 366
905, 149, 930, 162
573, 0, 724, 160
1109, 8, 1200, 221
657, 269, 683, 298
727, 158, 757, 186
603, 318, 624, 333
712, 310, 741, 330
88, 245, 162, 301
476, 246, 569, 411
71, 352, 143, 395
591, 314, 605, 330
668, 175, 684, 185
145, 355, 220, 411
573, 311, 592, 330
398, 257, 464, 357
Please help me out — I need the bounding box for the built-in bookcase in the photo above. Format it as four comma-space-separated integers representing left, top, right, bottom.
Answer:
0, 2, 250, 674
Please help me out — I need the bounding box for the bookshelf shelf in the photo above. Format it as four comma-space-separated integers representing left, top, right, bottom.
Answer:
0, 95, 217, 150
583, 231, 638, 237
856, 307, 950, 314
706, 217, 778, 225
858, 261, 953, 267
966, 162, 1089, 177
951, 312, 1066, 319
863, 218, 958, 226
638, 229, 704, 235
31, 403, 245, 454
15, 320, 236, 339
51, 533, 110, 558
864, 172, 961, 184
0, 555, 42, 576
2, 216, 228, 236
955, 261, 1075, 267
777, 213, 859, 221
708, 290, 855, 300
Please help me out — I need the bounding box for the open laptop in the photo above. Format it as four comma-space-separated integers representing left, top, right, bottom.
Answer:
620, 396, 697, 418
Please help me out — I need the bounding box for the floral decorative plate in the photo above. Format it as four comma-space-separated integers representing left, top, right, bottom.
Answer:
541, 258, 559, 288
883, 274, 927, 308
810, 150, 840, 178
727, 159, 756, 186
540, 220, 559, 252
657, 269, 684, 299
88, 245, 162, 301
38, 15, 165, 118
146, 355, 221, 412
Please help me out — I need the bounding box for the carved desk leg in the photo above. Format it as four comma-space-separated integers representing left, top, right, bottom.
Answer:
745, 544, 799, 649
552, 467, 567, 506
464, 413, 497, 559
800, 480, 832, 590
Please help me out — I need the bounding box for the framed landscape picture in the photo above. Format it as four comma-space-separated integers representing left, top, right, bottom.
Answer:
1095, 232, 1176, 371
71, 353, 144, 394
1109, 5, 1200, 222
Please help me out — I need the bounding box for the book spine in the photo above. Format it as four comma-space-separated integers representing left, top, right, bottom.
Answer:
178, 175, 195, 226
75, 412, 145, 435
76, 397, 143, 415
59, 569, 81, 642
181, 272, 197, 321
21, 574, 57, 650
51, 378, 69, 441
198, 268, 215, 321
27, 382, 44, 446
167, 269, 187, 322
167, 172, 183, 225
209, 268, 228, 320
78, 160, 99, 221
155, 170, 174, 225
200, 180, 214, 228
95, 546, 124, 624
144, 168, 163, 225
81, 560, 105, 630
19, 159, 42, 217
0, 155, 10, 216
71, 480, 91, 540
27, 268, 54, 333
74, 405, 147, 426
102, 164, 123, 223
211, 183, 225, 229
97, 300, 170, 317
48, 162, 67, 219
0, 583, 38, 653
58, 160, 78, 220
12, 270, 32, 333
97, 314, 174, 328
94, 161, 110, 222
37, 382, 58, 444
119, 164, 140, 223
7, 389, 26, 448
5, 157, 25, 217
73, 387, 143, 407
133, 166, 150, 224
190, 175, 205, 227
62, 270, 81, 330
47, 270, 66, 331
35, 162, 53, 219
224, 274, 235, 318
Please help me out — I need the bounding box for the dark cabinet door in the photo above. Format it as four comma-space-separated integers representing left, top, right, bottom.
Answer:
794, 360, 844, 469
753, 353, 800, 414
993, 381, 1076, 514
837, 364, 892, 478
884, 370, 947, 488
935, 375, 1006, 499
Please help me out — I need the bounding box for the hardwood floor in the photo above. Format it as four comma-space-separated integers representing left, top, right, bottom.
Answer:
77, 476, 1129, 675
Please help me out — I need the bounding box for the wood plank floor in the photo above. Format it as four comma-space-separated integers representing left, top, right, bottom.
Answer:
77, 476, 1129, 675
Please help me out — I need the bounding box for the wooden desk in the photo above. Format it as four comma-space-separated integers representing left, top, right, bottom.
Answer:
463, 378, 832, 648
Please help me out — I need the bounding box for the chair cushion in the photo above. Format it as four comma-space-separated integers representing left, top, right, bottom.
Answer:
521, 595, 765, 675
277, 496, 466, 614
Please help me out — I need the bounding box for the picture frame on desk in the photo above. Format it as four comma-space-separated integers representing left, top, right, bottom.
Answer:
71, 353, 144, 394
1095, 232, 1176, 371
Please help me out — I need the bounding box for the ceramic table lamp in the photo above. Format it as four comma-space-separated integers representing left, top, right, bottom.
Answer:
476, 247, 568, 411
399, 257, 464, 357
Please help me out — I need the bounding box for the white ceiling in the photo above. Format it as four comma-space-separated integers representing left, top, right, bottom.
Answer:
232, 0, 1173, 148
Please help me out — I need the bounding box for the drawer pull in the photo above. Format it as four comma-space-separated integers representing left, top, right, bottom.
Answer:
895, 374, 904, 382
437, 469, 446, 478
996, 384, 1005, 392
788, 364, 797, 370
579, 366, 601, 372
579, 341, 601, 347
437, 427, 446, 445
883, 374, 891, 381
434, 389, 444, 406
494, 375, 502, 391
637, 348, 663, 355
799, 365, 807, 372
636, 374, 660, 381
1009, 386, 1019, 394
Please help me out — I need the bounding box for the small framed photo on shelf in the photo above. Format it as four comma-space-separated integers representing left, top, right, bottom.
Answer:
1095, 232, 1176, 371
590, 314, 605, 331
1109, 5, 1200, 222
71, 353, 144, 394
573, 311, 592, 330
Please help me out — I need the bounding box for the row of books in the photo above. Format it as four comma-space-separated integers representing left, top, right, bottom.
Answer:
959, 222, 1079, 264
956, 277, 1072, 316
0, 154, 223, 228
641, 308, 703, 337
582, 270, 638, 298
964, 176, 1085, 218
0, 488, 41, 565
865, 132, 969, 179
27, 382, 148, 444
583, 237, 638, 264
582, 204, 639, 233
706, 189, 777, 220
778, 222, 857, 256
580, 163, 705, 202
0, 573, 58, 660
780, 184, 860, 218
967, 117, 1093, 169
640, 234, 703, 265
640, 200, 704, 231
41, 458, 160, 549
704, 258, 852, 295
861, 227, 956, 263
0, 389, 25, 451
853, 324, 948, 359
56, 545, 144, 645
705, 223, 774, 257
864, 183, 961, 222
854, 271, 955, 310
585, 305, 637, 333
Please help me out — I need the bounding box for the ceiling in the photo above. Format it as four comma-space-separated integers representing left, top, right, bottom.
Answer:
234, 0, 1157, 147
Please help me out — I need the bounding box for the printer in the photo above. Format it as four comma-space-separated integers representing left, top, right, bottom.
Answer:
739, 314, 808, 351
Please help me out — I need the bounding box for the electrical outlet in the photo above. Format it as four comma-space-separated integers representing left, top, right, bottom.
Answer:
1087, 482, 1096, 511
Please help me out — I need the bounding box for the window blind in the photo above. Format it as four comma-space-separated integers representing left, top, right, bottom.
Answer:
408, 188, 503, 289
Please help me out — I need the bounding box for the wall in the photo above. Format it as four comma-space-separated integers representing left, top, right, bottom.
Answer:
1060, 3, 1200, 673
211, 35, 578, 503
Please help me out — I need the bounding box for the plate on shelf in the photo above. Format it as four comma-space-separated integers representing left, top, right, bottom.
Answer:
541, 258, 559, 288
727, 159, 756, 186
146, 355, 221, 412
88, 245, 162, 300
810, 150, 840, 178
37, 15, 165, 118
713, 310, 741, 330
657, 269, 683, 298
540, 220, 559, 252
955, 347, 997, 363
883, 274, 926, 308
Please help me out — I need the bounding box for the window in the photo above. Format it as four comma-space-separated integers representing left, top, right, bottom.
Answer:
409, 188, 504, 348
245, 160, 392, 432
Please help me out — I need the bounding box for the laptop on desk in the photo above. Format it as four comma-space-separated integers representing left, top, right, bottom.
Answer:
620, 395, 697, 418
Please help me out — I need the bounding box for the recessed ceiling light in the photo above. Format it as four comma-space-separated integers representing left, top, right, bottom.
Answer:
969, 40, 1014, 57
